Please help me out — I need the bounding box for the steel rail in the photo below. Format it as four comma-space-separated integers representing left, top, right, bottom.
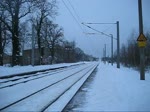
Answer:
0, 64, 85, 89
0, 64, 93, 111
42, 64, 98, 112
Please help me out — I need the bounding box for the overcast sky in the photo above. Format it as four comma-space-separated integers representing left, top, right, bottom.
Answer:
55, 0, 150, 58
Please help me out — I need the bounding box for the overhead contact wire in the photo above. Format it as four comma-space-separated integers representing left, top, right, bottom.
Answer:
62, 0, 84, 33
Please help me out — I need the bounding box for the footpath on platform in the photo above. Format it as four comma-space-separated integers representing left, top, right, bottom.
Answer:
66, 62, 150, 111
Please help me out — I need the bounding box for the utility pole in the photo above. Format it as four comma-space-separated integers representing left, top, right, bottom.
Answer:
116, 21, 120, 68
82, 21, 120, 68
110, 34, 113, 65
103, 47, 105, 64
105, 44, 106, 63
32, 24, 35, 66
138, 0, 145, 80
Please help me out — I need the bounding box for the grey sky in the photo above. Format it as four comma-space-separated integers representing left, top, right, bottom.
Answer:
55, 0, 150, 58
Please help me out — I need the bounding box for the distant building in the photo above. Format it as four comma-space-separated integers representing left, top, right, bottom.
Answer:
2, 47, 51, 66
3, 53, 12, 65
22, 48, 51, 65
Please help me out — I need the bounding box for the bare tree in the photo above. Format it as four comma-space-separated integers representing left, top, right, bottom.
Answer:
0, 11, 4, 65
0, 13, 6, 65
0, 0, 32, 66
0, 8, 12, 65
119, 31, 141, 67
42, 20, 63, 64
31, 0, 57, 64
48, 25, 63, 64
19, 21, 31, 65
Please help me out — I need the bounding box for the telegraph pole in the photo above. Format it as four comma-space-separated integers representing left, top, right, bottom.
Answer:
103, 47, 105, 64
138, 0, 145, 80
105, 44, 106, 63
138, 0, 143, 34
116, 21, 120, 68
82, 21, 120, 68
110, 34, 113, 65
103, 45, 106, 64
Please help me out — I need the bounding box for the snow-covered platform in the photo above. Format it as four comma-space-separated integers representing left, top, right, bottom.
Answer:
64, 62, 150, 111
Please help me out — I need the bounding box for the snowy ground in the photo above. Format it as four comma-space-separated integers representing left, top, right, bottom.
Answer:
0, 62, 85, 77
0, 61, 150, 111
65, 62, 150, 111
0, 62, 98, 111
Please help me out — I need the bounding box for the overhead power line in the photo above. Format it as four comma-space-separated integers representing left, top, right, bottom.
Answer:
66, 0, 82, 22
62, 0, 84, 32
82, 23, 117, 40
102, 24, 114, 33
82, 23, 110, 37
85, 22, 115, 34
66, 0, 87, 33
85, 23, 116, 24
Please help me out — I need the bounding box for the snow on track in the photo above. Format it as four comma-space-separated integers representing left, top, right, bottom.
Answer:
0, 62, 98, 111
0, 64, 84, 89
0, 62, 86, 77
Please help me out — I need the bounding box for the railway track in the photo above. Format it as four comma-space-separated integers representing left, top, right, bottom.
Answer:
0, 63, 85, 89
0, 62, 98, 111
